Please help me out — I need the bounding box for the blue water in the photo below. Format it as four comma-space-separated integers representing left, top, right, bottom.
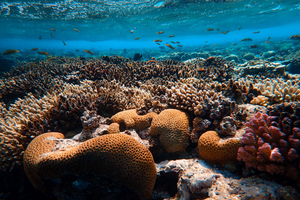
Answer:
0, 0, 300, 54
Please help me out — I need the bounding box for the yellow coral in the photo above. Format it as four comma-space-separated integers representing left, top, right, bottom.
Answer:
150, 109, 189, 153
250, 95, 269, 106
111, 109, 157, 131
24, 132, 156, 200
198, 131, 240, 164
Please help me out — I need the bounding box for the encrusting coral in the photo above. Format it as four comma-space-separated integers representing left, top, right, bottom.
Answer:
198, 131, 240, 164
24, 132, 157, 200
237, 109, 300, 179
150, 109, 189, 153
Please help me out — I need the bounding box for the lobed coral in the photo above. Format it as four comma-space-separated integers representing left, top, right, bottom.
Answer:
237, 109, 300, 179
24, 132, 157, 200
198, 131, 240, 164
111, 109, 157, 131
150, 109, 189, 153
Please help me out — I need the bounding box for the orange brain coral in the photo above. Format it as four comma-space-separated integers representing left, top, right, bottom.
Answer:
198, 131, 240, 164
150, 109, 189, 153
111, 109, 157, 131
23, 132, 157, 200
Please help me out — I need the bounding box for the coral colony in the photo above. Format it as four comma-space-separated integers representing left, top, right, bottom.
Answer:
1, 55, 300, 199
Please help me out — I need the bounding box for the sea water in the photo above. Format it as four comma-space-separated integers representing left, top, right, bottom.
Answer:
0, 0, 300, 57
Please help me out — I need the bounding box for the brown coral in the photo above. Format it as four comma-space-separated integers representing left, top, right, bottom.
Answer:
111, 109, 157, 131
198, 131, 240, 164
150, 109, 189, 153
107, 122, 120, 134
24, 132, 157, 200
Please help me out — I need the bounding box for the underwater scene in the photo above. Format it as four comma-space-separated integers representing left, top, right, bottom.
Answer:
1, 0, 300, 199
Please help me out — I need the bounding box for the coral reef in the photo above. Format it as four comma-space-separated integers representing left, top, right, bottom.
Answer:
237, 109, 300, 179
150, 109, 189, 153
1, 52, 300, 199
198, 131, 240, 164
24, 132, 157, 200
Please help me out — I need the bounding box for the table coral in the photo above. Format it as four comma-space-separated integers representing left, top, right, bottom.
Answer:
237, 111, 300, 179
198, 131, 240, 164
150, 109, 189, 153
24, 132, 157, 200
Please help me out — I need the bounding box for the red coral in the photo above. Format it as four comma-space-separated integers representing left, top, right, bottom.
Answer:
237, 112, 300, 179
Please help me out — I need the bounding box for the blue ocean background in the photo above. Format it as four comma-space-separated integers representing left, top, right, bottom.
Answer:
1, 0, 300, 57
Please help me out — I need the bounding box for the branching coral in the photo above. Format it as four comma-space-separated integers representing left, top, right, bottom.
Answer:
24, 132, 157, 200
237, 110, 300, 179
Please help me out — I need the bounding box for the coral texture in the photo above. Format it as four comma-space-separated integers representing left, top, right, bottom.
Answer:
198, 131, 240, 164
111, 109, 157, 131
24, 132, 157, 200
150, 109, 189, 153
237, 110, 300, 179
107, 122, 120, 134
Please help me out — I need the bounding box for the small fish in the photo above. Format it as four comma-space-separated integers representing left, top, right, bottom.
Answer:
74, 29, 80, 32
232, 43, 236, 45
51, 28, 56, 31
267, 37, 271, 40
205, 41, 208, 43
31, 48, 38, 51
177, 45, 183, 47
83, 50, 94, 55
290, 35, 300, 40
37, 51, 50, 56
134, 37, 140, 40
253, 31, 260, 34
221, 31, 229, 34
206, 28, 214, 31
168, 35, 175, 38
156, 43, 160, 45
250, 45, 257, 48
51, 33, 54, 37
170, 41, 176, 44
157, 31, 164, 34
212, 44, 217, 46
2, 49, 20, 55
62, 41, 66, 46
176, 41, 180, 44
46, 57, 59, 62
238, 27, 241, 30
76, 49, 79, 52
265, 41, 271, 43
240, 38, 253, 42
39, 36, 42, 39
217, 28, 220, 31
153, 39, 162, 42
165, 44, 176, 49
130, 30, 134, 33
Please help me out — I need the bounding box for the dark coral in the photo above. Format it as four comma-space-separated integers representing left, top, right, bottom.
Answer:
237, 107, 300, 180
288, 58, 300, 74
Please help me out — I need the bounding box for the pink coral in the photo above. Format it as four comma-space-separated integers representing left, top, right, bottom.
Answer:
237, 112, 300, 180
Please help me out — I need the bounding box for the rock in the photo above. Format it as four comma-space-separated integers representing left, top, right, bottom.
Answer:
243, 53, 255, 60
154, 158, 300, 200
263, 50, 276, 58
226, 54, 239, 62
